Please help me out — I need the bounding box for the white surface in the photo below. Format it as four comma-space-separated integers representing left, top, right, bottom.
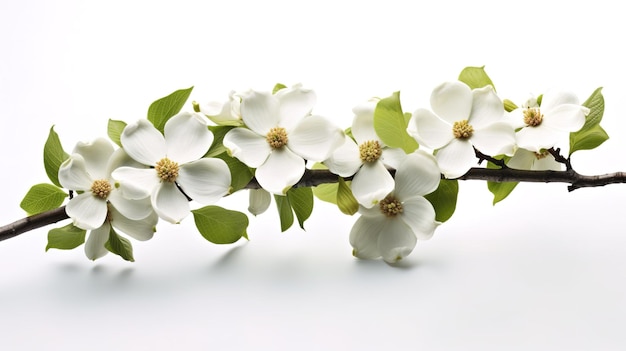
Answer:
2, 1, 626, 350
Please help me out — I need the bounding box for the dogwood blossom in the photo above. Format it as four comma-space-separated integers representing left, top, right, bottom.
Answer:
511, 90, 589, 152
58, 138, 158, 260
223, 85, 344, 195
324, 98, 406, 207
112, 112, 231, 223
349, 150, 440, 263
407, 81, 515, 178
199, 90, 243, 126
507, 148, 562, 171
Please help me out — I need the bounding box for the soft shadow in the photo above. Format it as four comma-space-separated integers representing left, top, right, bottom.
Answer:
210, 243, 248, 269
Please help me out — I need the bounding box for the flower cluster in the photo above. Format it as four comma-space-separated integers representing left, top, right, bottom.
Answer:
40, 69, 595, 263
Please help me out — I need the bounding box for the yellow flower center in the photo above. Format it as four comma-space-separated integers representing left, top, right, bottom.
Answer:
156, 157, 180, 182
524, 108, 543, 127
266, 127, 289, 149
379, 195, 403, 217
452, 120, 474, 139
534, 149, 550, 160
90, 179, 112, 199
359, 140, 383, 163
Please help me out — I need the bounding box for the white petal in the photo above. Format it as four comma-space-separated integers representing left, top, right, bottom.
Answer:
111, 167, 158, 199
66, 193, 108, 230
58, 154, 93, 191
394, 151, 440, 198
275, 85, 317, 132
121, 119, 166, 165
380, 147, 407, 169
471, 122, 516, 156
239, 90, 280, 135
349, 215, 384, 259
84, 222, 110, 260
377, 218, 417, 263
110, 206, 157, 241
540, 89, 581, 111
255, 148, 305, 195
532, 154, 563, 171
223, 127, 271, 168
400, 196, 438, 240
430, 81, 472, 124
152, 182, 190, 224
177, 158, 231, 204
106, 148, 145, 176
506, 148, 536, 170
248, 188, 272, 215
436, 139, 476, 179
288, 115, 344, 161
164, 112, 214, 164
469, 85, 505, 129
107, 190, 153, 220
351, 99, 379, 144
408, 108, 453, 149
542, 104, 588, 133
72, 138, 114, 180
323, 136, 362, 177
351, 161, 395, 208
515, 125, 561, 152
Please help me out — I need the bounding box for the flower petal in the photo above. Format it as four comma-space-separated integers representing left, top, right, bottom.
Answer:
377, 218, 417, 263
108, 190, 153, 220
72, 138, 114, 180
515, 125, 561, 152
542, 104, 588, 133
380, 147, 406, 169
255, 148, 305, 195
471, 122, 516, 156
164, 112, 214, 163
323, 135, 362, 177
84, 222, 110, 260
248, 188, 272, 216
469, 85, 505, 129
177, 158, 231, 204
110, 206, 157, 241
58, 154, 93, 191
223, 127, 271, 168
288, 115, 344, 161
111, 167, 158, 200
351, 161, 395, 208
66, 193, 108, 230
408, 108, 452, 150
541, 89, 581, 111
152, 182, 190, 224
430, 81, 472, 124
275, 85, 317, 132
349, 215, 384, 259
239, 90, 280, 135
506, 148, 536, 170
121, 119, 166, 166
435, 139, 476, 179
400, 196, 438, 240
106, 148, 145, 176
394, 151, 440, 199
351, 99, 379, 144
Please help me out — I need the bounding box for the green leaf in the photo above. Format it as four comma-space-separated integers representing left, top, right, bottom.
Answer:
569, 87, 608, 155
503, 99, 518, 112
205, 126, 235, 158
374, 91, 419, 153
105, 226, 135, 262
214, 152, 253, 192
458, 66, 495, 90
107, 119, 127, 147
147, 86, 194, 133
46, 224, 86, 251
274, 195, 294, 232
43, 126, 69, 187
20, 183, 67, 215
486, 158, 518, 204
424, 179, 458, 223
272, 83, 287, 94
313, 183, 337, 204
287, 187, 314, 230
337, 178, 358, 215
192, 205, 249, 244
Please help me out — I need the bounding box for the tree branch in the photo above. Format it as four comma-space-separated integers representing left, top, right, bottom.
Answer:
3, 167, 626, 242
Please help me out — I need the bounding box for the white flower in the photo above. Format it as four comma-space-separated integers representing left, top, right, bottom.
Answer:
511, 90, 590, 152
58, 138, 158, 260
349, 150, 440, 263
324, 98, 406, 208
112, 112, 232, 223
507, 148, 562, 171
248, 188, 272, 216
408, 81, 516, 179
200, 90, 243, 126
223, 85, 344, 195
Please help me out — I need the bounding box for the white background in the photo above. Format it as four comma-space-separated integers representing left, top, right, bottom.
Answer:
1, 1, 626, 350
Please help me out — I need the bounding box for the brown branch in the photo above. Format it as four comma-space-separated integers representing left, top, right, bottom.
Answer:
3, 167, 626, 242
